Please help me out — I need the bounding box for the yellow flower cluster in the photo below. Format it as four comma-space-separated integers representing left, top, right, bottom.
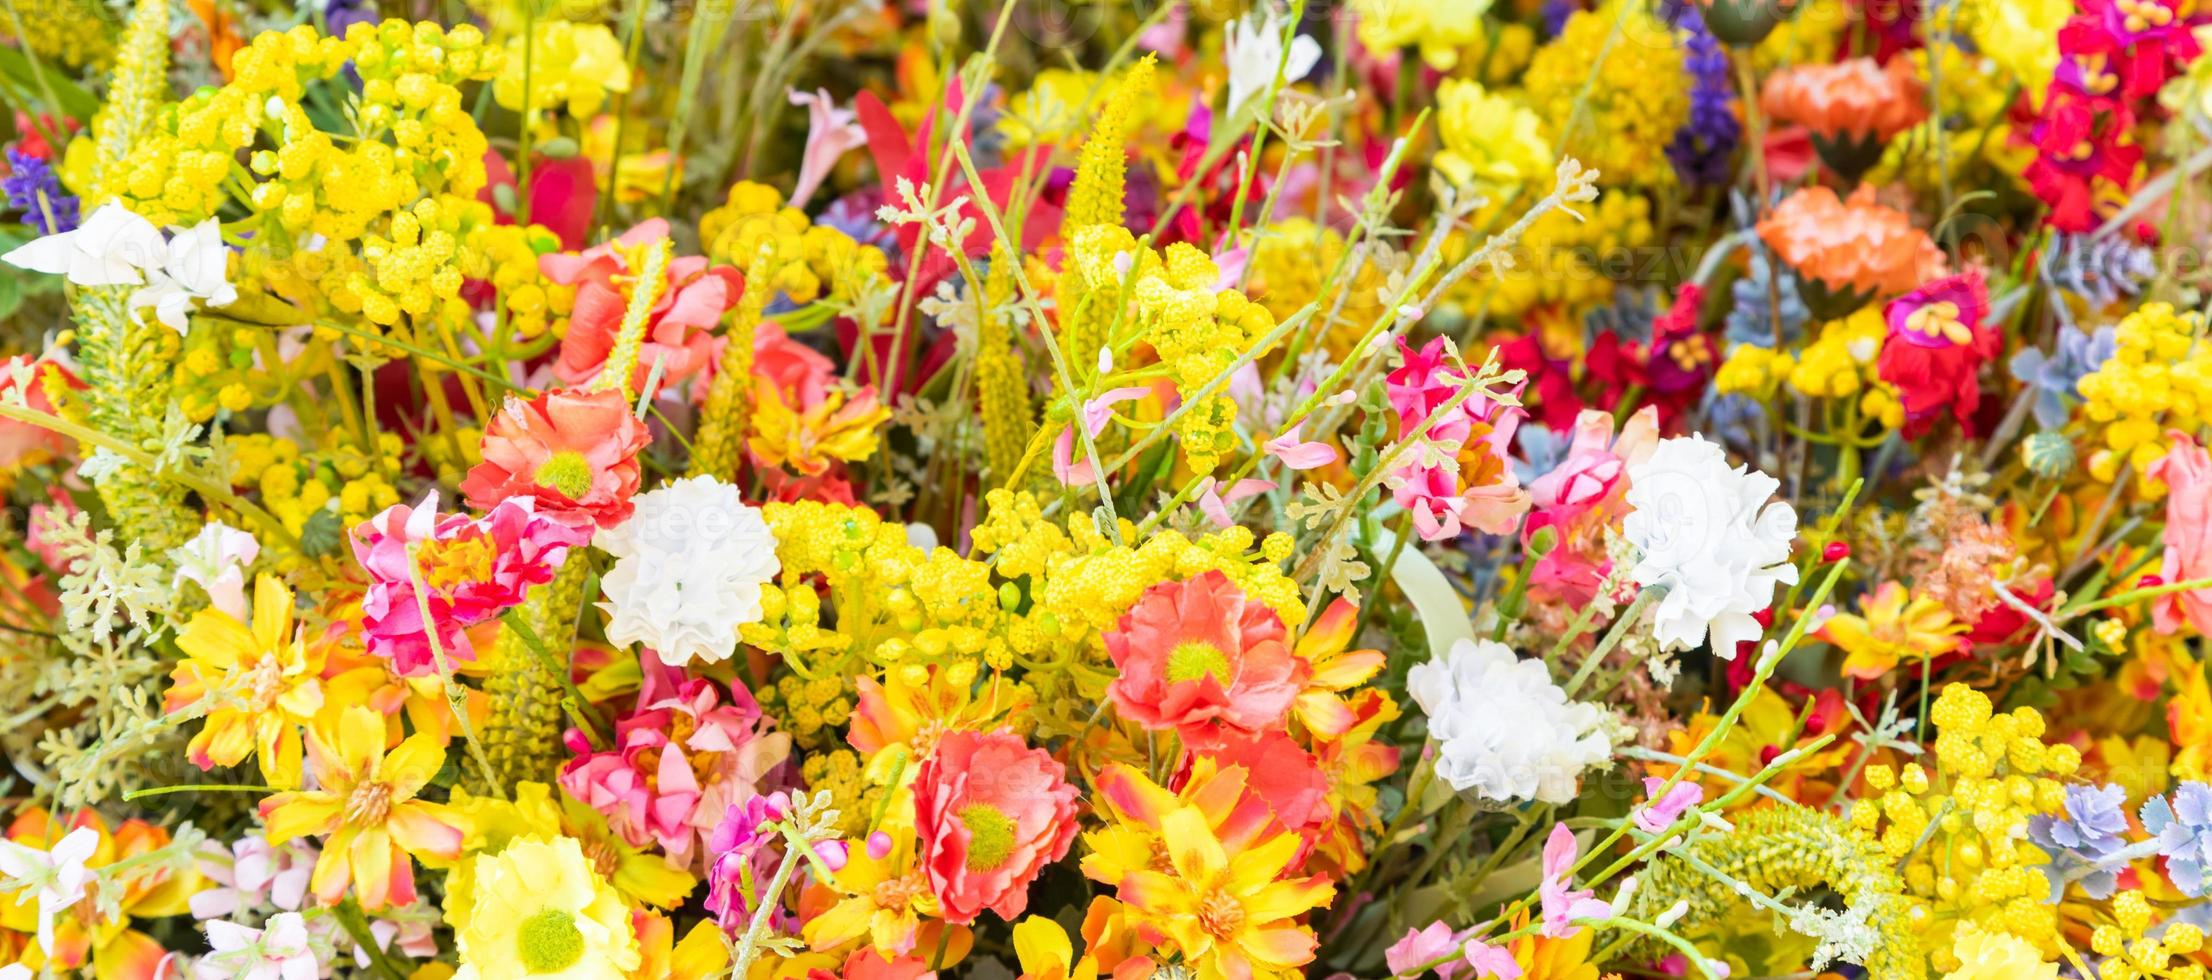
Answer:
699, 181, 889, 306
1851, 685, 2078, 968
2077, 302, 2212, 483
226, 433, 405, 536
1244, 219, 1392, 358
2093, 890, 2206, 980
1716, 311, 1906, 429
1524, 2, 1689, 186
171, 327, 268, 422
1069, 226, 1278, 472
1872, 47, 2035, 194
0, 0, 113, 69
469, 222, 571, 340
1453, 189, 1654, 319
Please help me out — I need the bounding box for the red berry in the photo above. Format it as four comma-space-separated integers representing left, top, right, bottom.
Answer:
1822, 541, 1851, 562
2141, 575, 2166, 589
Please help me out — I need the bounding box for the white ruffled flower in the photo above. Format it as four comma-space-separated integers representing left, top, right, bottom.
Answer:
2, 201, 165, 287
0, 826, 99, 954
1622, 435, 1799, 655
1407, 637, 1613, 804
595, 476, 780, 666
1224, 4, 1321, 119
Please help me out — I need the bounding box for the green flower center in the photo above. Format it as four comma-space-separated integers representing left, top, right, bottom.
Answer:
959, 803, 1018, 872
516, 907, 585, 974
533, 450, 594, 501
1165, 641, 1233, 687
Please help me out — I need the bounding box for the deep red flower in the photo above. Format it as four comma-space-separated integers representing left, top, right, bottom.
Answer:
1876, 270, 2000, 438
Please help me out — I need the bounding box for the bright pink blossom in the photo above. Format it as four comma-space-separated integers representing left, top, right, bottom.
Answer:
349, 493, 587, 676
1385, 337, 1532, 541
1522, 407, 1658, 606
1632, 777, 1705, 834
559, 660, 792, 870
543, 219, 745, 396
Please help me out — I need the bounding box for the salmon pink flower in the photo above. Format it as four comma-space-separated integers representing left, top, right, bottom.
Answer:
543, 219, 743, 396
1877, 270, 1999, 437
1757, 185, 1946, 314
258, 706, 466, 911
461, 387, 652, 530
2151, 434, 2212, 635
914, 730, 1081, 924
1105, 570, 1308, 736
349, 493, 587, 676
558, 659, 792, 870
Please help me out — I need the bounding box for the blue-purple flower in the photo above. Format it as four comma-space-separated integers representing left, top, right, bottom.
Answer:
2, 148, 78, 234
2143, 781, 2212, 898
2029, 782, 2131, 899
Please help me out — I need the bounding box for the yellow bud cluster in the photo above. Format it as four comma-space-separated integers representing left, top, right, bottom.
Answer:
2078, 302, 2212, 485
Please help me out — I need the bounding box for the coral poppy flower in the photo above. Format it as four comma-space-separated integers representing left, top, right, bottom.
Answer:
1818, 581, 1970, 679
1876, 270, 2000, 437
166, 573, 325, 789
258, 706, 466, 910
1105, 571, 1309, 735
914, 730, 1081, 924
543, 219, 743, 396
460, 387, 652, 530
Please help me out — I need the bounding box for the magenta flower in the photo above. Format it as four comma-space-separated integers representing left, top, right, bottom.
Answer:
1384, 337, 1531, 541
1537, 823, 1612, 938
349, 493, 588, 676
703, 792, 794, 932
559, 660, 792, 870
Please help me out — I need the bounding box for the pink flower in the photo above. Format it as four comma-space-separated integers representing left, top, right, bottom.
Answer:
914, 730, 1081, 924
1104, 570, 1309, 735
704, 792, 797, 932
2152, 433, 2212, 635
1537, 823, 1611, 938
1052, 386, 1148, 486
1385, 338, 1531, 541
1384, 923, 1521, 980
788, 88, 867, 209
543, 219, 744, 396
559, 660, 792, 870
1196, 477, 1274, 528
1263, 422, 1338, 470
1632, 777, 1705, 834
1522, 407, 1658, 606
190, 833, 315, 920
349, 493, 588, 676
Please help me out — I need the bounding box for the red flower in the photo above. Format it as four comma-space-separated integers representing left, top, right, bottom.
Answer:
460, 388, 652, 529
1105, 571, 1308, 735
1876, 270, 2000, 438
914, 730, 1081, 924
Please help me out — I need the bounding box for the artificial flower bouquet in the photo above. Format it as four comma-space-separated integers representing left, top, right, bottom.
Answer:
2, 0, 2212, 977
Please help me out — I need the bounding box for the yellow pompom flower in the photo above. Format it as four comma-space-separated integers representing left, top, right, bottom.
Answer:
1434, 80, 1553, 191
451, 836, 643, 980
1525, 2, 1689, 186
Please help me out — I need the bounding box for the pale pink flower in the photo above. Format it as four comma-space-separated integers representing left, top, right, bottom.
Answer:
1052, 386, 1148, 486
1523, 407, 1658, 606
2152, 433, 2212, 635
1538, 823, 1612, 938
1264, 422, 1338, 470
196, 912, 317, 980
190, 833, 315, 919
788, 89, 867, 209
1632, 777, 1704, 834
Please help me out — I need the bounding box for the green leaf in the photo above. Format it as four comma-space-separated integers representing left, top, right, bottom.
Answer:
0, 46, 99, 121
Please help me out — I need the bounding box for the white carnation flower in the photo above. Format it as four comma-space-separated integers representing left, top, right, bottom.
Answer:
1407, 637, 1614, 804
595, 476, 780, 666
1621, 435, 1799, 655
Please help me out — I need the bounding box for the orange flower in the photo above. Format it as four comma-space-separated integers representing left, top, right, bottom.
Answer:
1760, 57, 1925, 143
1757, 185, 1947, 307
1287, 599, 1387, 740
258, 706, 467, 910
1817, 581, 1970, 679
